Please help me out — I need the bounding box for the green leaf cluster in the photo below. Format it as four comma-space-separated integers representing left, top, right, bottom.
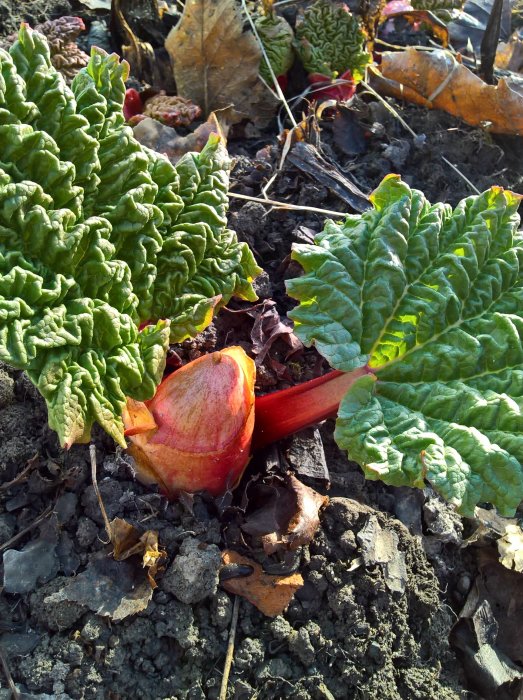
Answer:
0, 26, 260, 448
287, 175, 523, 515
294, 0, 371, 80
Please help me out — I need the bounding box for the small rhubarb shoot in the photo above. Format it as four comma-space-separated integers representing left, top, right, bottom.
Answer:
123, 347, 255, 497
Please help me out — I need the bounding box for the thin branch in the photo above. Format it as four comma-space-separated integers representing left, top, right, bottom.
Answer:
360, 78, 418, 138
90, 444, 112, 543
441, 156, 480, 194
0, 646, 20, 700
229, 191, 344, 217
0, 454, 38, 493
219, 595, 240, 700
0, 505, 53, 553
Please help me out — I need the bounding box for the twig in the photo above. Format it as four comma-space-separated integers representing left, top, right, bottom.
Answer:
0, 454, 38, 493
240, 0, 297, 128
219, 595, 240, 700
229, 191, 344, 217
360, 79, 418, 138
0, 646, 20, 700
427, 54, 459, 102
0, 505, 53, 553
440, 156, 480, 194
90, 444, 112, 543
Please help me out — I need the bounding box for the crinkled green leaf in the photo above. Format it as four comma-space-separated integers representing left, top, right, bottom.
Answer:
287, 175, 523, 515
294, 0, 371, 80
0, 26, 260, 447
255, 12, 294, 83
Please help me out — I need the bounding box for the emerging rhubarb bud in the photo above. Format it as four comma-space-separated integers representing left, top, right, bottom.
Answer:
123, 347, 256, 497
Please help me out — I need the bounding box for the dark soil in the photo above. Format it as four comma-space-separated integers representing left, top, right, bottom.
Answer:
1, 4, 523, 700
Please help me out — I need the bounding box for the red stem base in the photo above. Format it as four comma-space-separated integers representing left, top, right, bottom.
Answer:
252, 366, 371, 449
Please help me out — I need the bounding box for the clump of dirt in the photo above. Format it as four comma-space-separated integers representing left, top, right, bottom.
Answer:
0, 0, 72, 38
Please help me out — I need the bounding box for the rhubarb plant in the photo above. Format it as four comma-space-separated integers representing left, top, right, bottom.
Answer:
285, 176, 523, 516
294, 0, 371, 84
0, 26, 259, 448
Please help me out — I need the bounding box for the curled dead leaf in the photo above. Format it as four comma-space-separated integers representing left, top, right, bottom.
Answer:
220, 550, 303, 616
241, 474, 328, 555
109, 517, 166, 588
370, 48, 523, 135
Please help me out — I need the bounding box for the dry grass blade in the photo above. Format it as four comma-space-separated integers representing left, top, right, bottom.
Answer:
218, 595, 240, 700
0, 505, 53, 553
229, 191, 345, 217
0, 646, 20, 700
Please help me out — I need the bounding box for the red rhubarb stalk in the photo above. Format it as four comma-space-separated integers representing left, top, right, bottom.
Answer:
253, 366, 372, 449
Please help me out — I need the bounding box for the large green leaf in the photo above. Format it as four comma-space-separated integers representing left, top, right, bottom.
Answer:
287, 175, 523, 515
0, 26, 260, 447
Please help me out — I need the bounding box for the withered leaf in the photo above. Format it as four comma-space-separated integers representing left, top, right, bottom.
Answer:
221, 550, 303, 616
110, 517, 166, 588
242, 474, 328, 555
370, 48, 523, 135
382, 10, 449, 46
247, 300, 303, 366
132, 110, 232, 164
497, 524, 523, 573
165, 0, 278, 124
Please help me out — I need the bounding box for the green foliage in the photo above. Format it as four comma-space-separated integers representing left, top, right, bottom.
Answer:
0, 26, 260, 448
287, 175, 523, 515
255, 12, 294, 83
294, 0, 371, 79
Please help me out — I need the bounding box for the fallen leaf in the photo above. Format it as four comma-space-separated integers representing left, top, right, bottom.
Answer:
495, 30, 523, 72
241, 474, 328, 555
381, 10, 449, 46
132, 111, 232, 163
247, 300, 303, 366
112, 0, 174, 89
109, 518, 166, 587
370, 48, 523, 135
220, 550, 303, 616
497, 524, 523, 573
165, 0, 278, 124
449, 0, 512, 53
286, 141, 370, 212
90, 446, 166, 587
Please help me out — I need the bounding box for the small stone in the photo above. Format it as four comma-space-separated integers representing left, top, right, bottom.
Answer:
55, 492, 78, 525
30, 577, 88, 632
161, 538, 221, 604
75, 517, 99, 548
234, 637, 265, 671
456, 573, 472, 595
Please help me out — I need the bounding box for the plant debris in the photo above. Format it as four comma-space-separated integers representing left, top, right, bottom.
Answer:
371, 48, 523, 134
220, 549, 304, 616
241, 474, 328, 555
165, 0, 278, 124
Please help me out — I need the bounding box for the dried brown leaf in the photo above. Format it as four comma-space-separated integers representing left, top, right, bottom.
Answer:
370, 48, 523, 135
165, 0, 278, 124
242, 474, 328, 555
221, 550, 303, 616
109, 518, 166, 587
